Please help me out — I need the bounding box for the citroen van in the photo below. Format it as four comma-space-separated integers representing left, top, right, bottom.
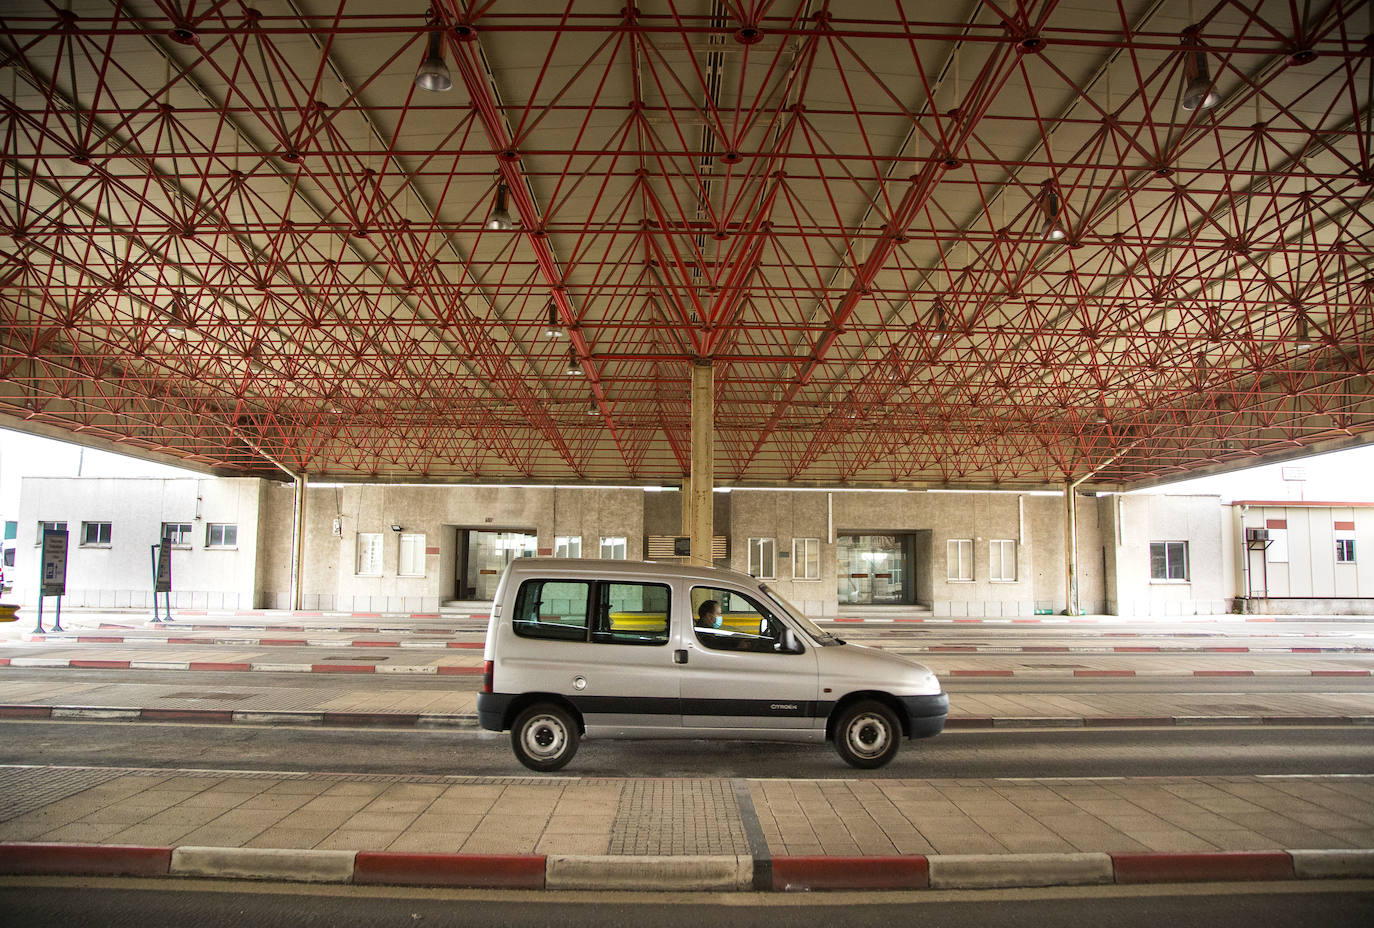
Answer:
477, 558, 948, 771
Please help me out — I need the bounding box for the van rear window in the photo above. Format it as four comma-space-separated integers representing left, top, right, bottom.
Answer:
513, 579, 590, 641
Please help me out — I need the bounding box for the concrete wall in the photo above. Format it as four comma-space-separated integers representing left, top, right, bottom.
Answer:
10, 477, 1231, 617
259, 484, 645, 612
1023, 492, 1109, 615
720, 490, 1069, 617
1111, 494, 1229, 616
12, 476, 266, 609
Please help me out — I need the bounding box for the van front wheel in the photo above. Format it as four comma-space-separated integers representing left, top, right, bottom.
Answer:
833, 700, 901, 769
511, 703, 580, 772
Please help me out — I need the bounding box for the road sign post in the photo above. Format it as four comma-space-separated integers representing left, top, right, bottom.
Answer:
36, 528, 69, 634
150, 538, 172, 623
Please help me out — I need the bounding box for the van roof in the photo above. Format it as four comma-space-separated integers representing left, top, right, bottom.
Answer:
500, 557, 762, 586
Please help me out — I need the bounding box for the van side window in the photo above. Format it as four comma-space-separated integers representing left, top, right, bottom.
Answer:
690, 586, 799, 655
592, 582, 670, 646
513, 579, 590, 641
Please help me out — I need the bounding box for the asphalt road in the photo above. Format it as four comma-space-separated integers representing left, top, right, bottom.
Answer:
0, 880, 1370, 928
2, 719, 1371, 778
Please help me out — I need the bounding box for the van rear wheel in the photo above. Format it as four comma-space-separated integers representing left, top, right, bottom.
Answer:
833, 700, 901, 769
511, 703, 579, 772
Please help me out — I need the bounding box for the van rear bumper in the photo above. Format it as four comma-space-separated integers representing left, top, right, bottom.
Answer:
899, 693, 949, 739
477, 692, 513, 732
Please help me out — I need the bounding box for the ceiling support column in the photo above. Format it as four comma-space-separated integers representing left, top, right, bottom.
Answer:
290, 474, 307, 613
690, 362, 714, 567
1064, 479, 1079, 616
680, 475, 692, 537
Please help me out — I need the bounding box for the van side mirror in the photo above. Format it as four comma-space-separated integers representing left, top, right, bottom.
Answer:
780, 628, 801, 654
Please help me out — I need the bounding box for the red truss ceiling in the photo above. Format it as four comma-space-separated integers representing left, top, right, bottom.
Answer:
1, 0, 1372, 488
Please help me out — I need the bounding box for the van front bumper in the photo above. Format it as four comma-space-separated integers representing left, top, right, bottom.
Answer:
900, 693, 949, 739
477, 692, 513, 732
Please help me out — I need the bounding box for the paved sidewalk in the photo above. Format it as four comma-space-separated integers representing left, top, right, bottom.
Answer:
0, 765, 1371, 890
1, 766, 1371, 857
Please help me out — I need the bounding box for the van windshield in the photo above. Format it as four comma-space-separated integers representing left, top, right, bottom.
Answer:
758, 584, 840, 646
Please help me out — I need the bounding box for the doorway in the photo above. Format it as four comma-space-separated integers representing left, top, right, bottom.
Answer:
456, 529, 537, 601
837, 533, 917, 605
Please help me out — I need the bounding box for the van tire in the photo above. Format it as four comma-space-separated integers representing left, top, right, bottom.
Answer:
832, 700, 901, 769
511, 703, 580, 771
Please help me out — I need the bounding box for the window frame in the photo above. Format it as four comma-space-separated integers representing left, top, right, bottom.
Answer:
162, 522, 194, 547
510, 578, 671, 647
947, 538, 973, 582
599, 536, 627, 560
206, 522, 239, 549
689, 584, 802, 655
747, 537, 776, 580
554, 535, 582, 558
989, 539, 1016, 582
592, 580, 671, 647
1336, 537, 1356, 564
1149, 540, 1190, 582
1265, 528, 1289, 563
355, 532, 384, 576
80, 521, 112, 547
792, 537, 821, 581
513, 578, 591, 641
36, 521, 67, 545
398, 532, 426, 578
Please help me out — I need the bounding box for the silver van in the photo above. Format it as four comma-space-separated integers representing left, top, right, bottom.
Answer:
478, 558, 948, 771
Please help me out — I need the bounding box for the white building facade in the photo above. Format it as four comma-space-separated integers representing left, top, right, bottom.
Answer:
1232, 500, 1374, 613
7, 476, 1238, 616
13, 477, 266, 610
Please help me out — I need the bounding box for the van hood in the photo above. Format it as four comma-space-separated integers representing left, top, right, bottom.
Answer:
814, 641, 943, 696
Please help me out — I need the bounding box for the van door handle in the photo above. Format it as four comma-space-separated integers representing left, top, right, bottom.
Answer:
674, 649, 688, 665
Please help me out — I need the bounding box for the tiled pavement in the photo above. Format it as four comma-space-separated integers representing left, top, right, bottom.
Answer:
0, 764, 1370, 859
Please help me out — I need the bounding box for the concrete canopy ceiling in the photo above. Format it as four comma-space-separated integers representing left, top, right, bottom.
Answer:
1, 0, 1371, 489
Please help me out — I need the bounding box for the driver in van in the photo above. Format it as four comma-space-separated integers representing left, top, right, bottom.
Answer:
696, 599, 723, 629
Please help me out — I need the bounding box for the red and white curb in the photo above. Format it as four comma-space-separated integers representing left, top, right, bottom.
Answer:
827, 617, 1374, 625
2, 704, 1369, 729
1, 843, 1370, 891
24, 635, 484, 649
0, 657, 482, 675
893, 645, 1374, 655
21, 635, 1371, 655
0, 657, 1366, 678
0, 704, 473, 727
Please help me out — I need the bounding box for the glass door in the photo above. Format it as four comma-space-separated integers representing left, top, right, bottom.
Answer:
464, 530, 537, 601
837, 534, 913, 605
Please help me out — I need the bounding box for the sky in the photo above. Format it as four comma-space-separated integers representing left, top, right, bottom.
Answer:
1, 429, 203, 521
3, 426, 1374, 522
